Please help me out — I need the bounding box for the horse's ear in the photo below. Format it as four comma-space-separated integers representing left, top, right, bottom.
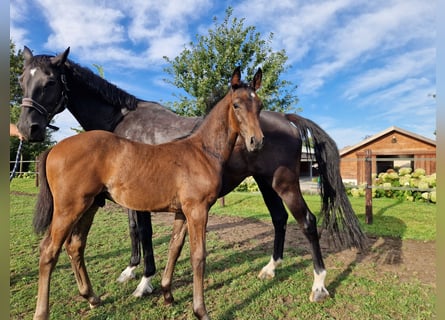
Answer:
252, 68, 262, 91
23, 46, 33, 67
231, 66, 242, 88
50, 47, 70, 67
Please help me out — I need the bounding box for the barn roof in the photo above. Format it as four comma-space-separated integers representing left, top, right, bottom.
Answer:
339, 126, 436, 157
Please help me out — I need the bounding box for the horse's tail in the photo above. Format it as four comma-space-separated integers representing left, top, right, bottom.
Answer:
285, 113, 368, 250
33, 149, 54, 235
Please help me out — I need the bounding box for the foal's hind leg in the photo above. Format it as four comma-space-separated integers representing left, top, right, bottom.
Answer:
34, 205, 92, 320
272, 167, 329, 302
255, 176, 288, 279
65, 204, 101, 309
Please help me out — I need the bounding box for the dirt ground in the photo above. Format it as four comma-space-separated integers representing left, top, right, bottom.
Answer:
151, 212, 436, 287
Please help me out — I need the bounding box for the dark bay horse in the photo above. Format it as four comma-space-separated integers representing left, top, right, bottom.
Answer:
32, 67, 264, 320
17, 46, 367, 303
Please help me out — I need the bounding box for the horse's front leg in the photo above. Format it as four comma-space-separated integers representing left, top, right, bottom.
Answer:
255, 176, 288, 279
64, 205, 101, 309
117, 209, 140, 282
161, 212, 187, 304
132, 211, 156, 297
185, 207, 209, 320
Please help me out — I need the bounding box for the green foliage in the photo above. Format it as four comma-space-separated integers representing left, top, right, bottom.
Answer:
345, 168, 436, 203
163, 7, 299, 116
234, 176, 259, 192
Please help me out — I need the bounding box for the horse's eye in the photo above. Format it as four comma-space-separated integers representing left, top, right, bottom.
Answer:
45, 80, 56, 88
233, 103, 240, 109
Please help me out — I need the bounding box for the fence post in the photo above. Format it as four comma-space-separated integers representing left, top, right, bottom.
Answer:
365, 149, 373, 224
35, 157, 39, 187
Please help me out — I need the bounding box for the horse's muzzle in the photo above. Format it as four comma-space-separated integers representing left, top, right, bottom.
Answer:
248, 135, 264, 152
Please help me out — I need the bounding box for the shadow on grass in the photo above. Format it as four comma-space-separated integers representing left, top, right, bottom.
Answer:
326, 200, 406, 297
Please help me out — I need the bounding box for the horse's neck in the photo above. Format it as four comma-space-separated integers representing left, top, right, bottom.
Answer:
192, 96, 238, 165
66, 80, 125, 132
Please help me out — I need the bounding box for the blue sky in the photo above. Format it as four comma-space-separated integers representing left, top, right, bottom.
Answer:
10, 0, 436, 149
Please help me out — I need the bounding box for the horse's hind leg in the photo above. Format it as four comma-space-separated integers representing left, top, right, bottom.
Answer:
255, 176, 288, 279
132, 211, 156, 297
272, 167, 329, 302
64, 204, 101, 309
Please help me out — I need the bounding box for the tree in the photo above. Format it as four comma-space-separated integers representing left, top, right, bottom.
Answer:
10, 40, 55, 172
163, 7, 299, 116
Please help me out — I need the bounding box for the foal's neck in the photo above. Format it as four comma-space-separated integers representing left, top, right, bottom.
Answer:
192, 94, 238, 165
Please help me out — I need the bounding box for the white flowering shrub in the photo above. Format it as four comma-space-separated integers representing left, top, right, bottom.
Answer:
346, 167, 436, 203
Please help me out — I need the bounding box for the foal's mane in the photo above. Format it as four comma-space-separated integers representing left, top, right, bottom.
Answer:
30, 54, 139, 111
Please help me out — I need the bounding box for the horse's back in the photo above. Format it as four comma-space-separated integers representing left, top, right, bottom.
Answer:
114, 102, 202, 144
46, 130, 125, 184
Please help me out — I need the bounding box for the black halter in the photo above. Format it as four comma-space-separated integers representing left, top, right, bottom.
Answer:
20, 73, 69, 131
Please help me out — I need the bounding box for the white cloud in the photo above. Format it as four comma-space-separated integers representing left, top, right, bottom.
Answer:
261, 0, 436, 95
36, 0, 126, 50
343, 48, 436, 100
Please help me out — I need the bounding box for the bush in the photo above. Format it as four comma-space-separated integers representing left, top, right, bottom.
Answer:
234, 177, 259, 192
346, 167, 436, 203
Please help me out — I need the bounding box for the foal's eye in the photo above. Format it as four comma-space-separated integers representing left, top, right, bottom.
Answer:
233, 103, 240, 109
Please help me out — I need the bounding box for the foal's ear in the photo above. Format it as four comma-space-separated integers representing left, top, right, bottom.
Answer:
252, 68, 262, 91
23, 46, 33, 67
231, 66, 242, 88
50, 47, 70, 67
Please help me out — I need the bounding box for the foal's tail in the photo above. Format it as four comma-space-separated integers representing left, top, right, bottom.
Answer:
33, 149, 54, 235
285, 113, 368, 250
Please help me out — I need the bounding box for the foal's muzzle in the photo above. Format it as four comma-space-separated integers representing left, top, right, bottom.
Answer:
248, 135, 264, 152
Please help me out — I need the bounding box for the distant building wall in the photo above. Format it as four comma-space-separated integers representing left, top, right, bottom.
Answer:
340, 129, 436, 184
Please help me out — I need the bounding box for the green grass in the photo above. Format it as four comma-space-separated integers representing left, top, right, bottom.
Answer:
10, 178, 436, 319
211, 192, 436, 241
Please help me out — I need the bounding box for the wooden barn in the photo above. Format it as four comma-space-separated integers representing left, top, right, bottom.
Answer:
339, 126, 436, 184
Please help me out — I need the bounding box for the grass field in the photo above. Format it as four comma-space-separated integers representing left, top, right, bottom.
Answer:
10, 178, 436, 319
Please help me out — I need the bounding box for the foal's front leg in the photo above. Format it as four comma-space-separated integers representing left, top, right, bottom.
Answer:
161, 212, 187, 304
64, 205, 101, 309
185, 208, 209, 320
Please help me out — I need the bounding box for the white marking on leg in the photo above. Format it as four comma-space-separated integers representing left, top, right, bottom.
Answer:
310, 269, 329, 302
30, 68, 37, 77
258, 256, 283, 279
116, 266, 137, 283
132, 276, 154, 297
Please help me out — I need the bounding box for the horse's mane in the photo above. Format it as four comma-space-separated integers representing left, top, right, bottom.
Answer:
65, 59, 139, 110
30, 54, 139, 111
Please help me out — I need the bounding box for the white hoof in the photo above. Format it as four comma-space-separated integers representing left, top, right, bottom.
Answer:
258, 257, 282, 279
117, 266, 137, 283
132, 276, 154, 297
310, 269, 329, 302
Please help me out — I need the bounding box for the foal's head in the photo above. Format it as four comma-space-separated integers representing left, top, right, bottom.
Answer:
228, 67, 264, 152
